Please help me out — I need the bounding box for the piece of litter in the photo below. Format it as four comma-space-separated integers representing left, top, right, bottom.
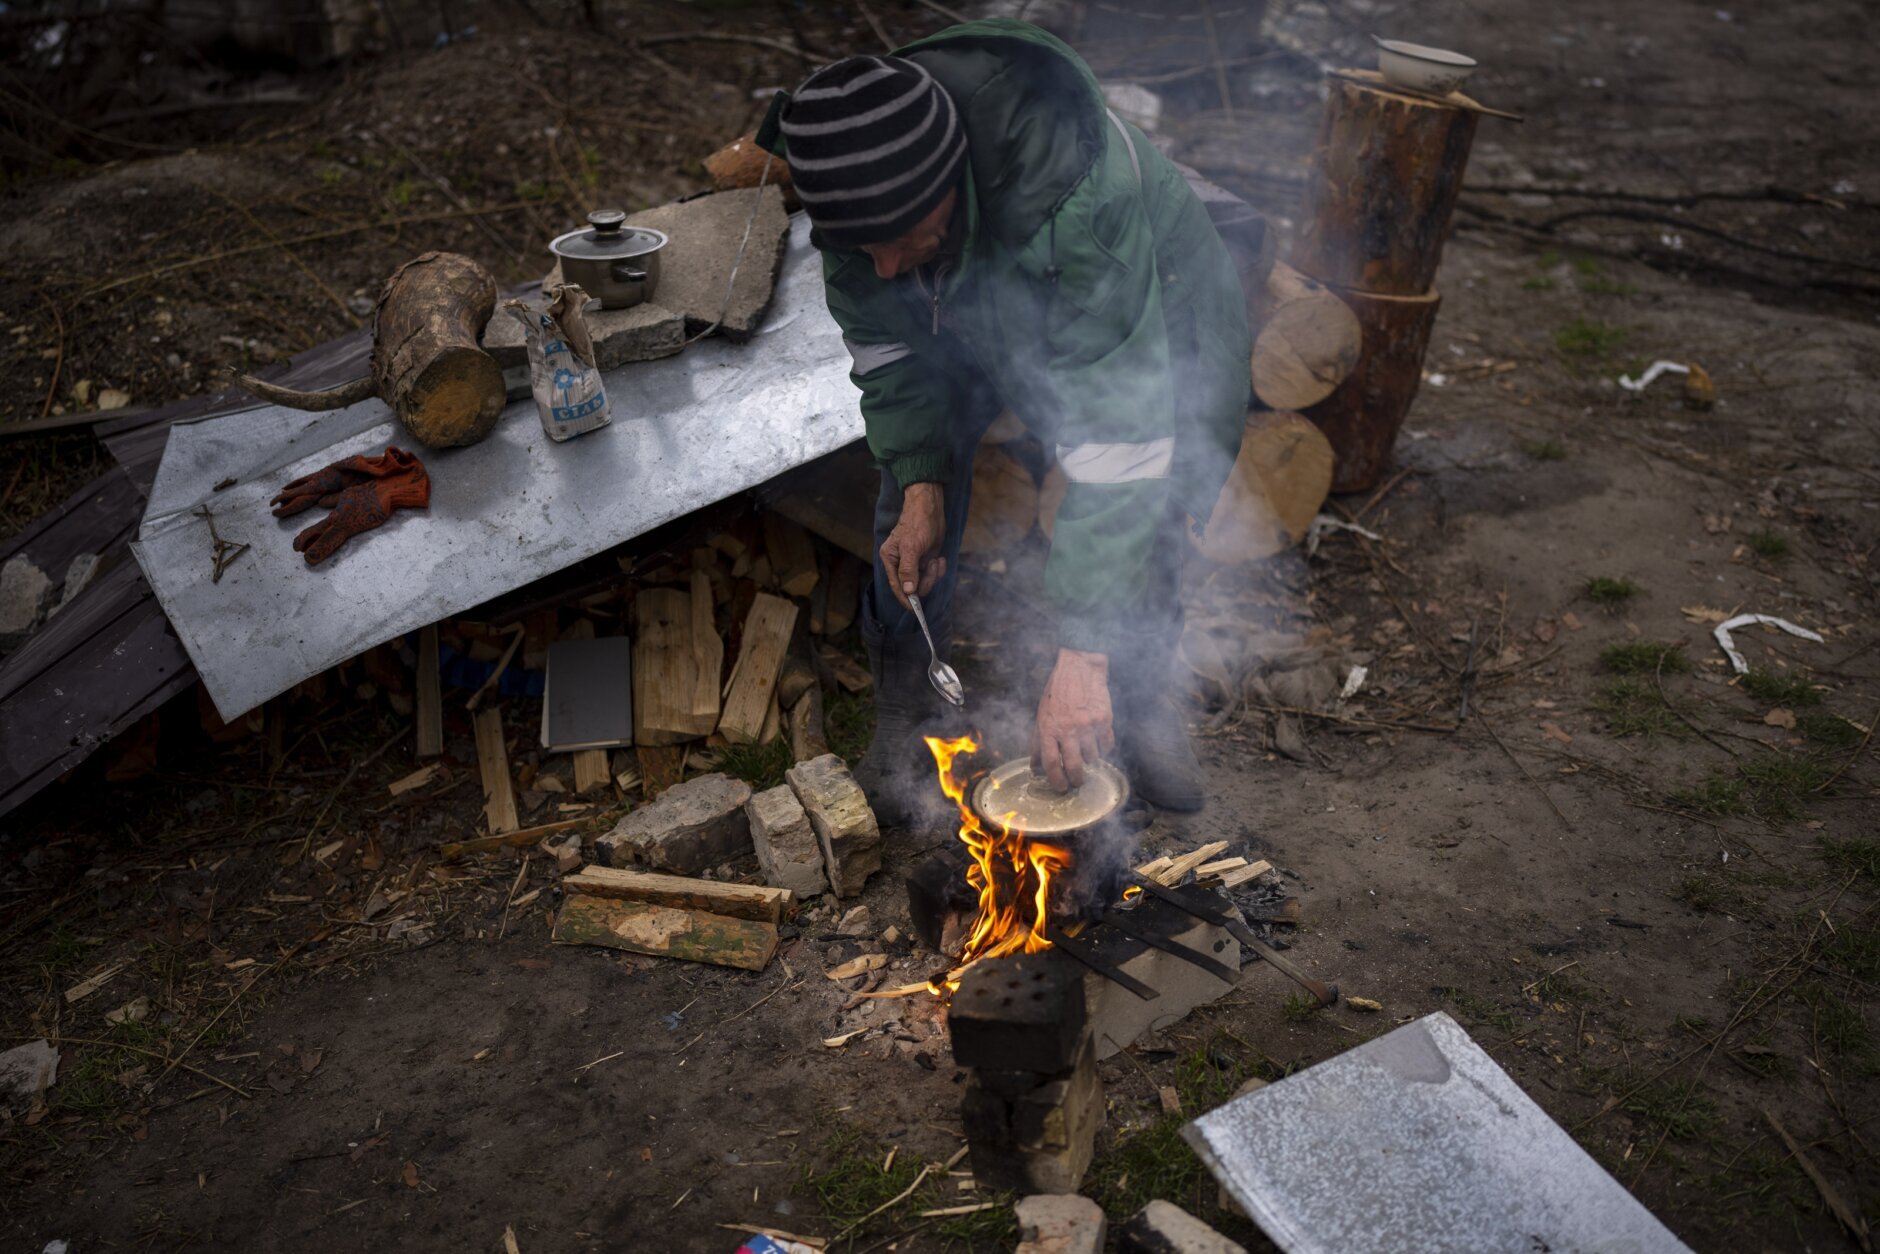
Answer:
825, 953, 887, 981
1764, 708, 1797, 729
822, 1030, 866, 1048
1305, 514, 1382, 557
63, 962, 125, 1004
1713, 613, 1823, 674
1347, 997, 1384, 1012
1339, 665, 1368, 700
502, 1225, 520, 1254
0, 1039, 60, 1103
1617, 360, 1690, 393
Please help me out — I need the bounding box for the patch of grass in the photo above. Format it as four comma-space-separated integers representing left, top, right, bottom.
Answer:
1738, 670, 1820, 707
1796, 982, 1874, 1062
1675, 753, 1828, 822
1578, 275, 1637, 297
1521, 275, 1556, 291
1797, 709, 1861, 748
1732, 1032, 1795, 1081
1434, 986, 1520, 1034
1554, 317, 1627, 358
1584, 575, 1639, 606
1677, 876, 1737, 914
1599, 641, 1689, 675
1821, 838, 1880, 882
1614, 1073, 1721, 1142
716, 737, 792, 792
1280, 992, 1321, 1022
316, 165, 346, 185
515, 178, 554, 201
933, 1197, 1018, 1246
1822, 923, 1880, 983
1745, 528, 1790, 560
825, 689, 875, 766
1518, 437, 1567, 460
389, 178, 418, 207
1707, 1145, 1811, 1219
804, 1126, 928, 1230
1596, 679, 1684, 738
1669, 774, 1745, 816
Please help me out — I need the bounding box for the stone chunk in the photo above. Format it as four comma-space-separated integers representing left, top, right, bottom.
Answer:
482, 298, 686, 371
746, 784, 827, 898
0, 556, 52, 647
785, 753, 880, 898
625, 187, 791, 340
1117, 1200, 1247, 1254
594, 772, 752, 874
1015, 1193, 1107, 1254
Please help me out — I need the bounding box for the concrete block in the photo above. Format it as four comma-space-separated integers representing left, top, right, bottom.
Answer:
0, 555, 52, 647
950, 951, 1087, 1073
1016, 1193, 1107, 1254
1117, 1200, 1247, 1254
482, 298, 686, 371
595, 772, 752, 874
785, 753, 880, 897
747, 784, 827, 898
624, 187, 791, 340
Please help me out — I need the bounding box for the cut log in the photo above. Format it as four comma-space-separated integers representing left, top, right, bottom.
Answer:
573, 749, 611, 794
719, 593, 799, 745
1303, 285, 1443, 494
961, 444, 1037, 554
819, 646, 873, 695
760, 512, 820, 598
414, 624, 443, 759
1190, 411, 1335, 564
755, 441, 877, 563
553, 893, 778, 970
1291, 73, 1481, 297
703, 132, 799, 210
633, 587, 715, 745
561, 865, 791, 923
759, 690, 783, 746
688, 570, 724, 728
237, 251, 506, 449
777, 655, 817, 709
823, 553, 861, 636
790, 689, 830, 763
472, 705, 519, 835
1250, 260, 1362, 411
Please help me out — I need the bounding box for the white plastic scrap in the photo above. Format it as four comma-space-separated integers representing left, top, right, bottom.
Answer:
1713, 613, 1824, 675
1305, 514, 1382, 558
1339, 665, 1369, 701
1618, 360, 1690, 393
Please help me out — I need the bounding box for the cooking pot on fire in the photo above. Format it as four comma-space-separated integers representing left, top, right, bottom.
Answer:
549, 209, 667, 309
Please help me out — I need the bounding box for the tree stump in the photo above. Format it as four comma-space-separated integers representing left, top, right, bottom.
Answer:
1190, 410, 1334, 564
1290, 72, 1479, 297
1303, 286, 1442, 493
238, 251, 506, 450
1249, 260, 1363, 411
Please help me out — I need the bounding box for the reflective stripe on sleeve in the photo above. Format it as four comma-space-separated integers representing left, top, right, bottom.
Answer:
844, 337, 913, 377
1055, 437, 1175, 484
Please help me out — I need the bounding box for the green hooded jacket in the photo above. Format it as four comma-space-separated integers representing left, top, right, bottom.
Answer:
763, 19, 1250, 653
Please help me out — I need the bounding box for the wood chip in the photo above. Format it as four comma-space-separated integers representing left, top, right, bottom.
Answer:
1215, 860, 1273, 890
1764, 707, 1797, 729
1158, 1085, 1183, 1114
825, 953, 888, 981
1347, 996, 1384, 1012
919, 1203, 997, 1218
822, 1029, 866, 1048
387, 763, 441, 796
502, 1225, 520, 1254
1197, 857, 1250, 877
64, 963, 125, 1004
1539, 721, 1574, 744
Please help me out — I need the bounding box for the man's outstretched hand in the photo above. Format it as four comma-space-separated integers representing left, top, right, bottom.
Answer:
1032, 648, 1115, 791
878, 481, 947, 612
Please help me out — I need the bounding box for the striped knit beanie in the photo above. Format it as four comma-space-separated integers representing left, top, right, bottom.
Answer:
780, 55, 968, 250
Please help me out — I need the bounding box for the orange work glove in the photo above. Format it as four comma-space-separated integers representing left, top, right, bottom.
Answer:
270, 447, 424, 518
292, 454, 431, 566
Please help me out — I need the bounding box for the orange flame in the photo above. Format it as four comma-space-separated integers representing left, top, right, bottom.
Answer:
924, 735, 1071, 991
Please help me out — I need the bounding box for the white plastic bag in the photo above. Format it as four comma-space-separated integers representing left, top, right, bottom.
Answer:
504, 284, 611, 442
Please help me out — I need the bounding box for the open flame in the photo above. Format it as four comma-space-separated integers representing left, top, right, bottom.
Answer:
924, 734, 1072, 990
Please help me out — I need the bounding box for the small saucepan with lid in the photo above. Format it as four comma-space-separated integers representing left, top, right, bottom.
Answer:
972, 759, 1136, 916
549, 209, 668, 309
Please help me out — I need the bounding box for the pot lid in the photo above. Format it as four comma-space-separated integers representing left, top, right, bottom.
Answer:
971, 759, 1128, 836
550, 209, 668, 261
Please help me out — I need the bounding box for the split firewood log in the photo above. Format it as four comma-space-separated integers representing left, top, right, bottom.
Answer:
1249, 259, 1362, 412
238, 251, 506, 449
1190, 410, 1333, 564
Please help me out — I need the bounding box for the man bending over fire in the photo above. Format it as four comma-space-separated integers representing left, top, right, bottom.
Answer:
759, 19, 1251, 822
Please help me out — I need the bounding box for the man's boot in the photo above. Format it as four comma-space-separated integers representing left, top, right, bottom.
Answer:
853, 610, 953, 828
1113, 635, 1206, 813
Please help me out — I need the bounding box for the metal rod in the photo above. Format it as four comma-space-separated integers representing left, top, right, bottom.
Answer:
1043, 925, 1158, 1002
1099, 908, 1239, 983
1127, 874, 1338, 1006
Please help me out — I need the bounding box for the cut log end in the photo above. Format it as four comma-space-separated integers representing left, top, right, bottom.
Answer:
1191, 411, 1334, 564
402, 348, 507, 448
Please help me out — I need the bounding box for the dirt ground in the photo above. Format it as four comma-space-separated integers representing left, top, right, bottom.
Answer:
4, 1, 1879, 1251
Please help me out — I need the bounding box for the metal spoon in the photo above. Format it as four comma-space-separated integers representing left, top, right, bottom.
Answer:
906, 593, 965, 707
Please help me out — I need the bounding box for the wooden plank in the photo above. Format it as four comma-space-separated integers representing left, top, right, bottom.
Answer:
688, 571, 723, 728
572, 749, 611, 793
561, 866, 790, 924
824, 554, 861, 636
1196, 856, 1249, 876
632, 586, 714, 745
473, 705, 520, 835
1152, 841, 1230, 886
760, 511, 820, 598
415, 623, 444, 758
388, 763, 441, 796
553, 894, 778, 971
1217, 860, 1274, 890
438, 816, 587, 861
719, 593, 798, 745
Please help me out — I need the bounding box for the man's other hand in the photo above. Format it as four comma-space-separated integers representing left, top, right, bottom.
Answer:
1032, 648, 1115, 791
878, 481, 946, 612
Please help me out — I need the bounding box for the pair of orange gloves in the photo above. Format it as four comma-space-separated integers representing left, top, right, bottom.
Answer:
270, 446, 430, 566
